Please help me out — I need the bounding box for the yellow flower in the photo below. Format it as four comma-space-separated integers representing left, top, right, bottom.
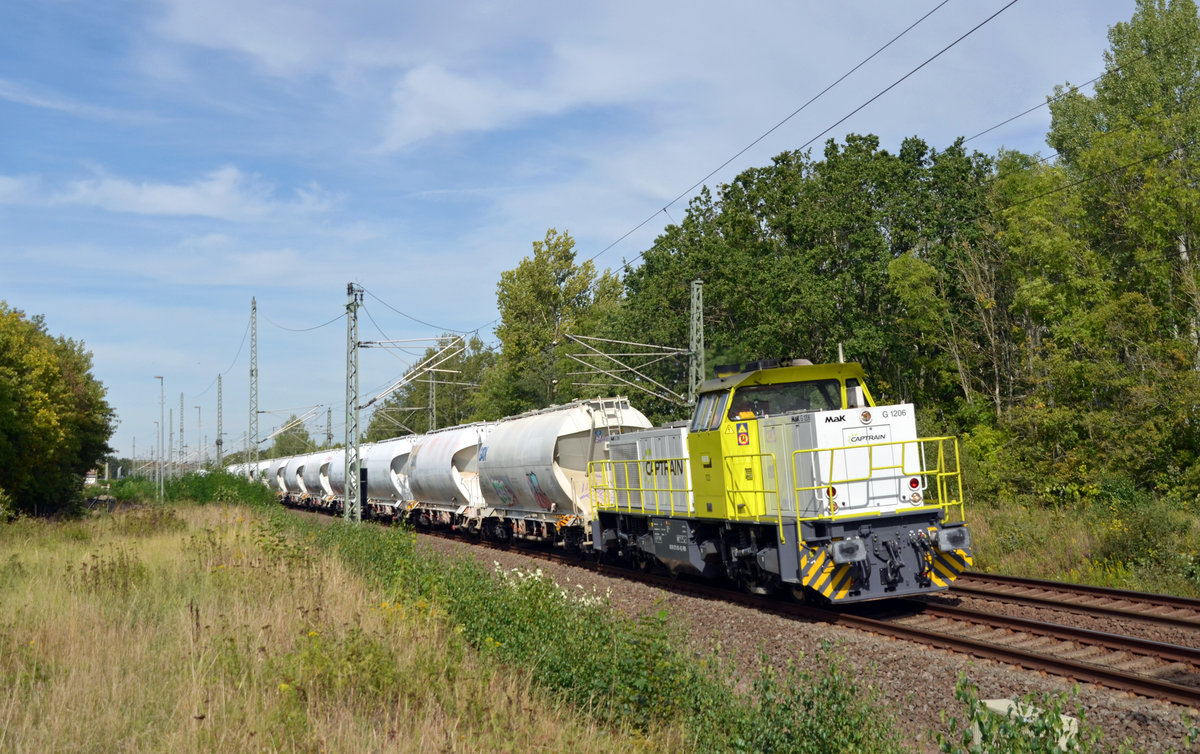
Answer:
308, 630, 318, 638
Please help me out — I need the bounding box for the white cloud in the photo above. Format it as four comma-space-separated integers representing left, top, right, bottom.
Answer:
47, 166, 332, 221
0, 77, 163, 124
0, 175, 35, 204
379, 65, 556, 150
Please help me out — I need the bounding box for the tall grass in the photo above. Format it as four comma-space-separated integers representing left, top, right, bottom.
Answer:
971, 478, 1200, 598
0, 504, 635, 752
259, 498, 906, 752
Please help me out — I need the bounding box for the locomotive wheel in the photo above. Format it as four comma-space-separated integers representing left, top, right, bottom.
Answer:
740, 571, 778, 596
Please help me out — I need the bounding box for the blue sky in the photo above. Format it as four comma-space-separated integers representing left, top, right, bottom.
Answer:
0, 0, 1136, 467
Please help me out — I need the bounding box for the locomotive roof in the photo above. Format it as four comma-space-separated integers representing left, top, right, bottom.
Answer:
696, 360, 869, 393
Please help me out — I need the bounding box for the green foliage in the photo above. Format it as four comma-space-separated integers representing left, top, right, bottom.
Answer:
1084, 479, 1200, 588
0, 487, 14, 522
727, 645, 906, 754
266, 414, 316, 458
0, 302, 115, 516
109, 471, 277, 508
480, 228, 624, 418
108, 476, 157, 503
256, 506, 906, 752
273, 626, 401, 704
929, 675, 1200, 754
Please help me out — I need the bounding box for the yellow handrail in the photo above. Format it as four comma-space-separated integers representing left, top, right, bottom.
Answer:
589, 457, 692, 516
790, 436, 964, 523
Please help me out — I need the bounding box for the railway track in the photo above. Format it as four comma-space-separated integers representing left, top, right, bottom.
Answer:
410, 527, 1200, 709
950, 572, 1200, 632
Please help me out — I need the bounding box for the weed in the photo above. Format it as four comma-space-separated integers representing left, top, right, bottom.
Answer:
273, 625, 401, 704
928, 675, 1184, 753
0, 623, 52, 688
67, 545, 148, 597
725, 644, 906, 754
110, 506, 188, 538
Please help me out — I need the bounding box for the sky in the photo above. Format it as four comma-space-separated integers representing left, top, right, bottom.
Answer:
0, 0, 1139, 468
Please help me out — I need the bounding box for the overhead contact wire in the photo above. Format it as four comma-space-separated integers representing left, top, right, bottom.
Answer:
599, 0, 1021, 269
262, 310, 346, 332
192, 311, 252, 399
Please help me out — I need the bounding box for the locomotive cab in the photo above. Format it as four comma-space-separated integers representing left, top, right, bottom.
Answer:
686, 359, 875, 521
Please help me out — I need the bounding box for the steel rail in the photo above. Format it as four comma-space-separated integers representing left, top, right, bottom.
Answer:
959, 572, 1200, 610
953, 573, 1200, 630
906, 601, 1200, 668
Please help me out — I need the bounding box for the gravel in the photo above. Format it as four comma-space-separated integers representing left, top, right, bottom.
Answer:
417, 533, 1199, 753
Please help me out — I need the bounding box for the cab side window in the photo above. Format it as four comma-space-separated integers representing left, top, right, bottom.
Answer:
846, 378, 864, 408
690, 392, 728, 432
707, 392, 728, 429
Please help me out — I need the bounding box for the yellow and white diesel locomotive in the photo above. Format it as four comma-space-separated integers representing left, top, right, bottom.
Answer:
588, 358, 972, 603
247, 358, 971, 604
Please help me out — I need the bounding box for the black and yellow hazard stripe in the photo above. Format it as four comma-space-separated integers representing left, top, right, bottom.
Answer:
931, 548, 973, 587
800, 548, 855, 601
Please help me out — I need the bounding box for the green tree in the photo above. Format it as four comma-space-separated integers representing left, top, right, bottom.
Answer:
1049, 0, 1200, 362
0, 302, 115, 515
620, 135, 992, 415
479, 229, 621, 418
267, 415, 314, 458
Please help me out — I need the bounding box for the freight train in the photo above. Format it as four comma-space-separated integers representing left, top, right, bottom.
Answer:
232, 358, 972, 603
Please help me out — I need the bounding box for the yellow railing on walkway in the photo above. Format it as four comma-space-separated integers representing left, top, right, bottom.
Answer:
589, 457, 692, 516
589, 436, 965, 529
791, 436, 964, 523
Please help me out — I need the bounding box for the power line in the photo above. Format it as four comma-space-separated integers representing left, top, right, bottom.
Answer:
192, 311, 252, 399
964, 21, 1200, 148
593, 0, 1021, 269
261, 310, 346, 332
363, 287, 485, 335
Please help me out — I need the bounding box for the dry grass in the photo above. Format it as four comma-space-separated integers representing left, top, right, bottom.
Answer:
0, 505, 640, 752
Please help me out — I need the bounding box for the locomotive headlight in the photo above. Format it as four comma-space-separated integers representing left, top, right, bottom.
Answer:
937, 526, 971, 551
831, 538, 867, 563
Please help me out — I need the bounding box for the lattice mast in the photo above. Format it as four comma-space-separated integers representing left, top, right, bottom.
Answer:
688, 279, 705, 405
344, 283, 363, 522
216, 374, 223, 466
249, 297, 259, 469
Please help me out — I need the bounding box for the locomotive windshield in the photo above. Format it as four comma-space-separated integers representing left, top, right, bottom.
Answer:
727, 379, 842, 420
